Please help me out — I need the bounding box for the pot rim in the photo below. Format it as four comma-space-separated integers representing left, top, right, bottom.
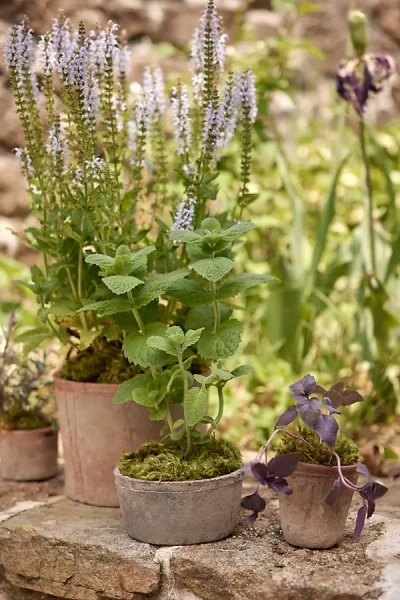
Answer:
292, 460, 359, 478
54, 373, 121, 392
114, 466, 245, 492
0, 425, 55, 436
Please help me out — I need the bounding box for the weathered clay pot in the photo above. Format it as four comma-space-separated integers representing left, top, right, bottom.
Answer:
114, 467, 244, 545
279, 461, 359, 549
0, 426, 58, 481
54, 377, 164, 507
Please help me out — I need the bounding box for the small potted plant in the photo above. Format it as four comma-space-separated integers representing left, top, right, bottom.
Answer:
4, 0, 266, 506
111, 217, 275, 545
242, 374, 388, 548
0, 313, 57, 481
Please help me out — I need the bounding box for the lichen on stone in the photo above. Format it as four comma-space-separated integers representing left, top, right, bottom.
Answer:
60, 337, 140, 383
119, 438, 243, 481
276, 425, 359, 466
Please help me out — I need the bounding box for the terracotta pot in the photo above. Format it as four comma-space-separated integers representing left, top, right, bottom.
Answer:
54, 377, 165, 507
0, 426, 58, 481
279, 461, 359, 549
114, 467, 244, 545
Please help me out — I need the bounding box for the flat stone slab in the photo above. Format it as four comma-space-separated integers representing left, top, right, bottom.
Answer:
0, 478, 400, 599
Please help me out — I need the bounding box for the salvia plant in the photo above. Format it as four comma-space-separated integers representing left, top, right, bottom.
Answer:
242, 374, 388, 539
4, 0, 260, 357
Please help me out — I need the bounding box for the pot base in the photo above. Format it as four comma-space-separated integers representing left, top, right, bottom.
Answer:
0, 426, 58, 482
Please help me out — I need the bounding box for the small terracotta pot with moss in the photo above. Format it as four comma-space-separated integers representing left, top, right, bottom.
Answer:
114, 440, 244, 545
0, 412, 57, 482
277, 427, 360, 549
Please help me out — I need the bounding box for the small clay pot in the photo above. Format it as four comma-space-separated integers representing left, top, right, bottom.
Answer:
0, 426, 58, 481
279, 461, 359, 549
114, 467, 244, 545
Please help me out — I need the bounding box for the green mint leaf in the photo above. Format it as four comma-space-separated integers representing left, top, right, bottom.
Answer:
216, 273, 278, 300
197, 319, 244, 359
77, 299, 132, 316
147, 335, 179, 356
123, 323, 171, 368
149, 406, 168, 421
166, 326, 185, 344
182, 328, 204, 351
201, 217, 221, 234
192, 257, 234, 282
185, 304, 232, 331
133, 269, 189, 308
103, 275, 143, 295
222, 221, 255, 240
167, 279, 213, 307
85, 253, 114, 267
184, 386, 208, 427
130, 374, 157, 407
231, 365, 253, 379
113, 378, 137, 404
169, 230, 201, 244
13, 325, 53, 353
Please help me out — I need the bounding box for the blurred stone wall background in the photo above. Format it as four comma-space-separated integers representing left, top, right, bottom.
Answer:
0, 0, 399, 259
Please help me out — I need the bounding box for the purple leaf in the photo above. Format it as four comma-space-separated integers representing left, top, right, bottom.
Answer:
324, 479, 341, 506
341, 389, 363, 406
241, 491, 266, 514
323, 396, 341, 415
297, 397, 321, 428
267, 477, 293, 495
356, 464, 371, 479
354, 504, 367, 540
367, 500, 376, 519
374, 481, 389, 500
324, 389, 343, 409
247, 511, 259, 525
314, 414, 339, 446
331, 382, 345, 393
275, 405, 297, 427
251, 462, 270, 486
268, 453, 300, 478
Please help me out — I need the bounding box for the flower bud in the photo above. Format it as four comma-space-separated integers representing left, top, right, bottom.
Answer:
348, 10, 368, 57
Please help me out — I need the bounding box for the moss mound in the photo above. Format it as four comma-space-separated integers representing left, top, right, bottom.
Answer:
0, 408, 51, 431
276, 425, 359, 466
119, 438, 243, 481
61, 337, 140, 383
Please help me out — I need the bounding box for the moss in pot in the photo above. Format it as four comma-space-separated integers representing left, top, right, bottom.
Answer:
242, 375, 388, 549
0, 313, 58, 481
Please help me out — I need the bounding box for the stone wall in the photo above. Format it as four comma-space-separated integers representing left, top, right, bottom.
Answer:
0, 0, 399, 257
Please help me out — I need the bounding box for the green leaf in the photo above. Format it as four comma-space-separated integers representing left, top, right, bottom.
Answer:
192, 257, 234, 282
169, 230, 201, 244
231, 365, 253, 378
149, 406, 168, 420
133, 269, 189, 308
103, 275, 144, 295
63, 223, 82, 243
79, 329, 98, 350
85, 253, 114, 267
216, 273, 278, 300
197, 319, 243, 359
185, 304, 231, 331
14, 326, 53, 352
166, 279, 213, 307
147, 335, 178, 356
77, 299, 132, 316
182, 328, 204, 351
123, 323, 171, 368
184, 387, 208, 427
222, 221, 255, 240
113, 378, 137, 404
201, 217, 221, 234
38, 302, 77, 321
130, 374, 157, 407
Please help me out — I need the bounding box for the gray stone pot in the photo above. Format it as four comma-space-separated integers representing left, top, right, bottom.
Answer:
279, 461, 359, 549
114, 467, 244, 545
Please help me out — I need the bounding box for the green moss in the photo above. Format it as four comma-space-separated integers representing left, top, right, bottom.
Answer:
61, 337, 140, 383
276, 425, 359, 466
119, 438, 243, 481
0, 408, 51, 431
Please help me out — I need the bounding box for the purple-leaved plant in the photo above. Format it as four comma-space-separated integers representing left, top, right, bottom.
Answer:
241, 375, 388, 540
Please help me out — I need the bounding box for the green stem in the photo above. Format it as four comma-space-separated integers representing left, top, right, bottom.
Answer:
359, 119, 376, 275
128, 293, 157, 379
178, 352, 191, 457
215, 386, 224, 425
166, 409, 174, 433
210, 281, 220, 334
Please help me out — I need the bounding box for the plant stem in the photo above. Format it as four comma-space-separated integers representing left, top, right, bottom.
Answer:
215, 386, 224, 425
128, 293, 157, 379
359, 119, 376, 275
178, 352, 191, 457
211, 281, 220, 334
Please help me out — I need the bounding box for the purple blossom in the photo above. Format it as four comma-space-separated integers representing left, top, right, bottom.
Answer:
14, 147, 34, 178
50, 17, 76, 73
202, 98, 223, 155
113, 43, 130, 78
337, 53, 395, 117
171, 194, 197, 231
190, 0, 227, 75
217, 75, 241, 149
237, 70, 257, 123
46, 121, 68, 169
89, 23, 119, 75
142, 67, 166, 116
171, 84, 192, 156
4, 20, 39, 100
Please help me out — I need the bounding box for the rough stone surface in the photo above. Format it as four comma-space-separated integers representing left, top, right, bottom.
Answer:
0, 473, 400, 599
